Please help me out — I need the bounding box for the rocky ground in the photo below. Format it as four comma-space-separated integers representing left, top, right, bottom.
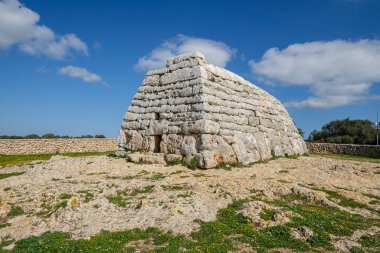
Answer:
0, 154, 379, 252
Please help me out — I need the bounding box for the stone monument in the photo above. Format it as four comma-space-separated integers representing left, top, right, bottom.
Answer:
117, 52, 307, 168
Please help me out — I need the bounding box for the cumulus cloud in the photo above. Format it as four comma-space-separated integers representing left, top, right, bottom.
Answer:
136, 34, 235, 70
0, 0, 87, 59
250, 39, 380, 108
58, 66, 106, 85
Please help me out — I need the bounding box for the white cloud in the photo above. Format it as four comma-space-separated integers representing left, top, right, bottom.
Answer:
136, 34, 235, 70
250, 39, 380, 108
58, 66, 106, 85
0, 0, 87, 59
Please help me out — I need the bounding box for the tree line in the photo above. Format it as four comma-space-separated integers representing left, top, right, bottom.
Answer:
0, 134, 106, 139
307, 118, 377, 145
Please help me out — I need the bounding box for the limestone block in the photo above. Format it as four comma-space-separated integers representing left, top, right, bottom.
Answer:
181, 120, 220, 134
160, 134, 183, 154
180, 135, 197, 159
127, 153, 165, 165
142, 75, 160, 86
231, 132, 261, 164
147, 121, 169, 136
117, 130, 126, 148
248, 116, 260, 126
166, 51, 206, 67
198, 135, 237, 168
125, 130, 143, 151
165, 154, 183, 163
160, 66, 207, 85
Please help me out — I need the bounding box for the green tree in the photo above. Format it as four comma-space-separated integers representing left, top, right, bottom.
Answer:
41, 133, 56, 139
80, 135, 94, 138
25, 134, 40, 139
95, 134, 106, 138
308, 118, 376, 145
297, 128, 304, 138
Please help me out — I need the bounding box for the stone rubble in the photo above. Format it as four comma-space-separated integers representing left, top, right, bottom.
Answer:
117, 52, 307, 168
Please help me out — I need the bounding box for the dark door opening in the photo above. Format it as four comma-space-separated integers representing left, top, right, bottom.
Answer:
154, 135, 162, 153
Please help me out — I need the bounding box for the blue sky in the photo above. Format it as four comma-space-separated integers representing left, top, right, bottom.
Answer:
1, 0, 380, 138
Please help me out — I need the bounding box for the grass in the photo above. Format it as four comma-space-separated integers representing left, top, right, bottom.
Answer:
7, 206, 24, 217
260, 208, 277, 221
106, 195, 128, 207
0, 151, 113, 168
363, 193, 380, 201
163, 155, 184, 166
59, 193, 72, 200
77, 190, 94, 203
310, 153, 380, 164
185, 157, 198, 170
0, 172, 24, 180
161, 184, 190, 191
3, 195, 380, 252
263, 193, 380, 248
149, 173, 166, 181
129, 185, 155, 196
37, 201, 67, 218
308, 187, 380, 215
106, 186, 155, 207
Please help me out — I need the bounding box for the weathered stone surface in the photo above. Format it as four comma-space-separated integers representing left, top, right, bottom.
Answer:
127, 153, 165, 165
117, 52, 307, 168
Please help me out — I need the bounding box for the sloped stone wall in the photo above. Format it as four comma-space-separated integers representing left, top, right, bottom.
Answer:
0, 138, 117, 155
307, 142, 380, 158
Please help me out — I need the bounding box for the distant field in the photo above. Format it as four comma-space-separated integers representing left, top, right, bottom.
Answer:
2, 151, 380, 168
0, 151, 113, 168
310, 153, 380, 164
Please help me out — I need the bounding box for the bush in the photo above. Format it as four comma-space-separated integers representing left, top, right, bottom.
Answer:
308, 118, 377, 145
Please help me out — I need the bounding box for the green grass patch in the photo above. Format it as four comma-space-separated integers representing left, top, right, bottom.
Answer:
0, 223, 9, 228
163, 155, 184, 166
149, 173, 166, 181
129, 185, 155, 196
260, 208, 277, 221
106, 195, 127, 207
310, 153, 380, 164
106, 186, 155, 207
186, 157, 198, 170
0, 152, 113, 168
77, 190, 94, 203
170, 170, 186, 175
313, 188, 375, 212
37, 201, 67, 218
59, 193, 72, 200
0, 172, 24, 180
359, 232, 380, 248
161, 184, 190, 191
4, 196, 380, 252
263, 193, 380, 248
7, 206, 24, 217
363, 193, 380, 201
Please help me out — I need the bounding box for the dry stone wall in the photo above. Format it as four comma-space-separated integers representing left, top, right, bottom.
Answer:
117, 52, 307, 168
0, 138, 117, 155
307, 142, 380, 158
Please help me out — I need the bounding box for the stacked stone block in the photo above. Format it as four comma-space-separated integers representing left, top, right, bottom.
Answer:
117, 52, 307, 168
